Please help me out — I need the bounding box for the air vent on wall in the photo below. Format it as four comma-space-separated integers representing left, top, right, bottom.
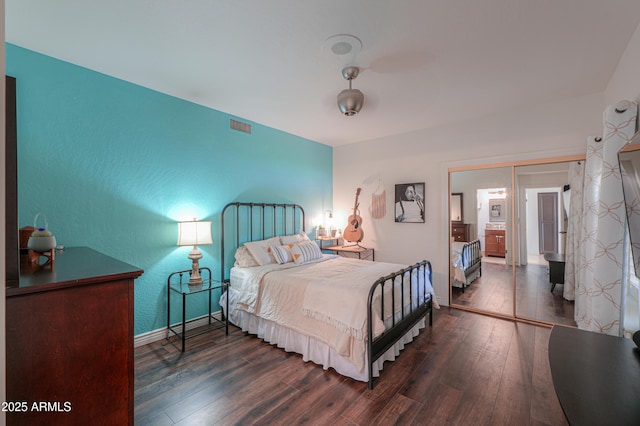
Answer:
230, 118, 252, 134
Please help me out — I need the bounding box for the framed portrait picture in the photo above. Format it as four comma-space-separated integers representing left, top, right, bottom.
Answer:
489, 198, 506, 222
395, 183, 425, 223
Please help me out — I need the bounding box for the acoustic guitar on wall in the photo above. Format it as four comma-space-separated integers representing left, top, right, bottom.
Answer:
343, 188, 363, 243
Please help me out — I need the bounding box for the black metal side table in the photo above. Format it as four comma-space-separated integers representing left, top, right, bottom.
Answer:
167, 267, 228, 351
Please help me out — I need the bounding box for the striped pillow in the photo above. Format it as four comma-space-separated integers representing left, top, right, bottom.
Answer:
271, 244, 295, 264
291, 241, 323, 264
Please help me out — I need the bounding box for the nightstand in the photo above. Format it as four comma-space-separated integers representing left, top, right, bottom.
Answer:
167, 267, 228, 351
323, 243, 375, 261
316, 235, 340, 250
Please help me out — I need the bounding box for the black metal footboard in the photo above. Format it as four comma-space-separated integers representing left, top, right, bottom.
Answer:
367, 260, 433, 389
463, 239, 482, 279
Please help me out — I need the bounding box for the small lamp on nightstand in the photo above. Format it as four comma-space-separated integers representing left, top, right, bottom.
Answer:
177, 219, 213, 286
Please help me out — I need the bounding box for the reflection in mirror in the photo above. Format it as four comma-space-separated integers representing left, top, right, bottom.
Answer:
619, 131, 640, 336
450, 161, 579, 326
450, 167, 513, 317
513, 161, 577, 326
620, 144, 640, 278
451, 193, 463, 222
488, 198, 506, 222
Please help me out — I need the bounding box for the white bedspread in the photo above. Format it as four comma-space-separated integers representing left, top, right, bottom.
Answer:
451, 241, 468, 283
301, 258, 427, 339
229, 255, 436, 372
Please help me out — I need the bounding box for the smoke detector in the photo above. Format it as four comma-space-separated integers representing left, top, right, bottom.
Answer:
323, 34, 362, 56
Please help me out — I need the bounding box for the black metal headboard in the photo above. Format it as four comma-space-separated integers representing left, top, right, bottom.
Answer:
220, 202, 305, 282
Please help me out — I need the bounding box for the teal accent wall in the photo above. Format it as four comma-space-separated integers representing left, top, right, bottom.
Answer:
7, 44, 333, 336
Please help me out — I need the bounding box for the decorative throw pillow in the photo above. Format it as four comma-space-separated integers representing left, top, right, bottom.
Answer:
291, 240, 323, 264
234, 246, 259, 268
244, 236, 281, 266
280, 232, 310, 245
271, 244, 295, 264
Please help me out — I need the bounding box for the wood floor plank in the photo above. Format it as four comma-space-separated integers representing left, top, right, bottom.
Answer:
489, 323, 536, 425
370, 393, 422, 426
409, 382, 464, 425
449, 320, 513, 425
134, 307, 569, 425
254, 371, 352, 424
453, 261, 576, 326
530, 327, 568, 426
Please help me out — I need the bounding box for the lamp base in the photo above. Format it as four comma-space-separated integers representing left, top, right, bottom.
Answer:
188, 275, 203, 286
188, 247, 204, 286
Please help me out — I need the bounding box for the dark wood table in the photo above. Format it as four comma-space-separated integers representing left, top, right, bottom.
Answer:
549, 325, 640, 425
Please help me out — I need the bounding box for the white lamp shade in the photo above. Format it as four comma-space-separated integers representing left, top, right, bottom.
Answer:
177, 220, 213, 246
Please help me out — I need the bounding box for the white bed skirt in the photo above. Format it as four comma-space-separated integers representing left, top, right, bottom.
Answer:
451, 267, 481, 288
220, 288, 426, 383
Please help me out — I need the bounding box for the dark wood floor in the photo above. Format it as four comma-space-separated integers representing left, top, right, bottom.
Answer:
452, 261, 576, 326
134, 308, 568, 425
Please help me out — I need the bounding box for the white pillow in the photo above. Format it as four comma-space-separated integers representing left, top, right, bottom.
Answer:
271, 244, 295, 264
291, 240, 323, 264
234, 246, 259, 268
280, 232, 310, 245
244, 236, 281, 266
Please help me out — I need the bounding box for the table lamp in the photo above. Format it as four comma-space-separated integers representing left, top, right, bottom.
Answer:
177, 219, 213, 285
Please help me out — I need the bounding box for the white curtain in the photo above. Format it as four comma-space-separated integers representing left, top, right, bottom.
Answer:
563, 161, 584, 301
575, 100, 637, 336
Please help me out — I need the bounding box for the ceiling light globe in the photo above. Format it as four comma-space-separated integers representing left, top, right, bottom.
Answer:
337, 89, 364, 116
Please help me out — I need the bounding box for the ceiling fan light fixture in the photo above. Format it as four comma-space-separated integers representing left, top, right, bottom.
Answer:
337, 88, 364, 116
337, 66, 364, 116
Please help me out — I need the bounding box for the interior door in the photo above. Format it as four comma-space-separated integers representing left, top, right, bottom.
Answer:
538, 192, 558, 254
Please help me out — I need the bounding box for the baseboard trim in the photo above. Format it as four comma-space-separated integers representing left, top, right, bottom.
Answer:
134, 310, 224, 348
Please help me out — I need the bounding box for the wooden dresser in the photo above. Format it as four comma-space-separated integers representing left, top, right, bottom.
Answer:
485, 229, 506, 257
451, 223, 470, 242
6, 247, 143, 425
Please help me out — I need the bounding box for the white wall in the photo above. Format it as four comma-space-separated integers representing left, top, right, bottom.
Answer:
334, 92, 603, 306
606, 21, 640, 105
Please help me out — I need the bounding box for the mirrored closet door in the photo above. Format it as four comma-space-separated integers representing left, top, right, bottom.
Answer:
450, 158, 581, 325
513, 161, 577, 325
450, 166, 513, 317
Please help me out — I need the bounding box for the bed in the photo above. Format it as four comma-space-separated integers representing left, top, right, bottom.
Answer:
451, 239, 482, 290
218, 202, 436, 389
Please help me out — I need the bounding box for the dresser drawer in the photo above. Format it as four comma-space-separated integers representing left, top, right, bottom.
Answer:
451, 223, 470, 242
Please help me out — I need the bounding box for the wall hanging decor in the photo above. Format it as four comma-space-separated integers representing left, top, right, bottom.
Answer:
489, 198, 506, 222
394, 183, 425, 223
371, 180, 386, 219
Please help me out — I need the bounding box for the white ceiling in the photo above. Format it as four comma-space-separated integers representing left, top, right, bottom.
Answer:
6, 0, 640, 147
